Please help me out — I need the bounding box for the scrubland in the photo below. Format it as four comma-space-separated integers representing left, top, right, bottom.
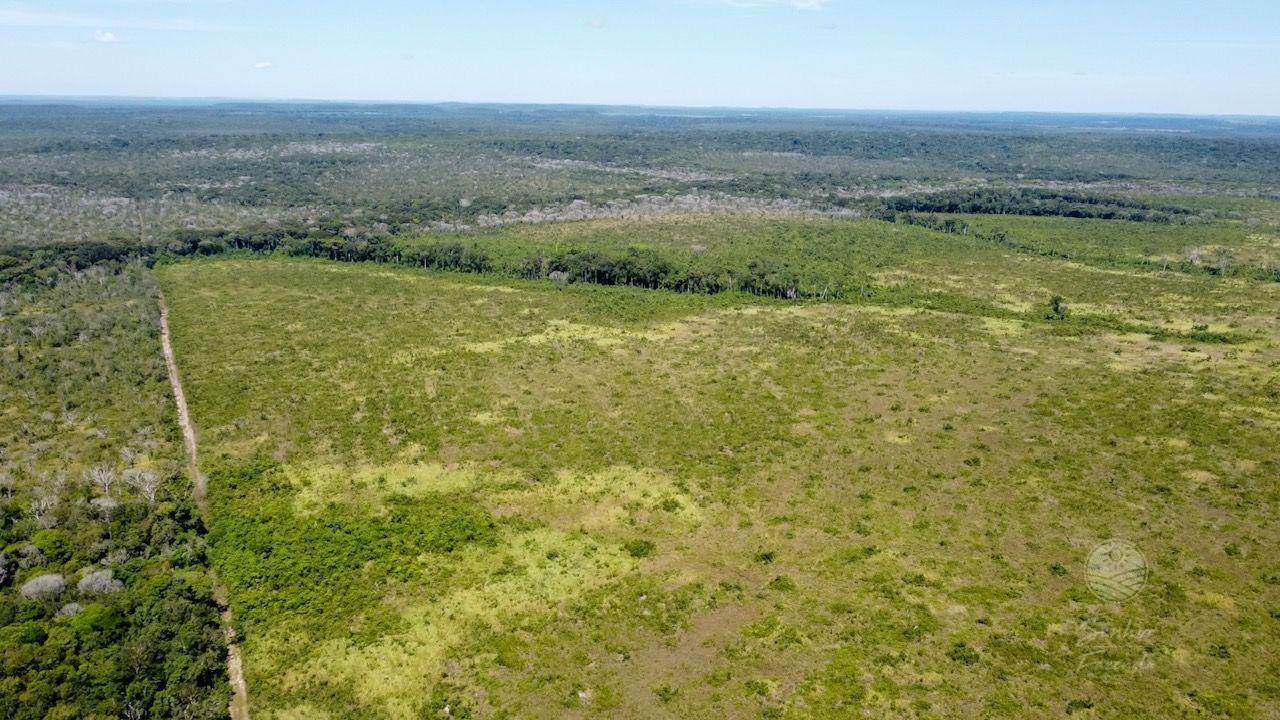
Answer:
157, 215, 1280, 718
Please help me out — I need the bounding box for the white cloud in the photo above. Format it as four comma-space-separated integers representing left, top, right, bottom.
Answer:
253, 60, 272, 70
93, 29, 121, 43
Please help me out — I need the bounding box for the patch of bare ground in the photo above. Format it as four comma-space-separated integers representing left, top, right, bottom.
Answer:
614, 602, 761, 715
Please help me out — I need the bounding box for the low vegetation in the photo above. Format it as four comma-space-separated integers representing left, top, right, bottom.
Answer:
157, 249, 1280, 719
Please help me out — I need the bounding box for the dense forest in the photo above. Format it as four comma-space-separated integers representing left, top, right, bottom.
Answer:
0, 264, 228, 719
876, 188, 1194, 222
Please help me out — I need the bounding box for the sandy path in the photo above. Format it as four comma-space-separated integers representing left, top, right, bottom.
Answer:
158, 291, 251, 720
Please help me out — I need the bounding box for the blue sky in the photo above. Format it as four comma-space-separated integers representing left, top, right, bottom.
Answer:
1, 0, 1277, 114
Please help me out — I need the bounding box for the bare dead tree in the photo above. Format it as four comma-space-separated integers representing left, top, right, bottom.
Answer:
19, 573, 65, 600
125, 468, 160, 505
87, 465, 116, 496
30, 486, 59, 529
77, 569, 123, 595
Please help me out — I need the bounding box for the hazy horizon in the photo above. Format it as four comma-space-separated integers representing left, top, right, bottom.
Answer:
3, 94, 1280, 121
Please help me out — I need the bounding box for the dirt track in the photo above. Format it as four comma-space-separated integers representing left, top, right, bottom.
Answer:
158, 292, 251, 720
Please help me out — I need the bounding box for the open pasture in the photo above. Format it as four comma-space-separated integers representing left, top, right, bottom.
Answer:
417, 215, 1280, 339
159, 247, 1280, 719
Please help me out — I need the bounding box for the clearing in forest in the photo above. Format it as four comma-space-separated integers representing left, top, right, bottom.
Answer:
157, 222, 1279, 718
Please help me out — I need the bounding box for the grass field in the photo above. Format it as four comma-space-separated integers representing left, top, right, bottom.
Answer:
156, 215, 1280, 718
428, 215, 1280, 339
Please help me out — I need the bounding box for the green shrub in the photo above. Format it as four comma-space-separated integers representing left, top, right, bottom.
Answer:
623, 539, 656, 559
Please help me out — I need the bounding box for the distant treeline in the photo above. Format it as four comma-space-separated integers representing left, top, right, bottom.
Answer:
5, 210, 1279, 300
517, 249, 809, 297
0, 225, 812, 299
876, 188, 1193, 223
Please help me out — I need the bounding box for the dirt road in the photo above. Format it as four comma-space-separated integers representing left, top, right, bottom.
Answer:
158, 292, 251, 720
